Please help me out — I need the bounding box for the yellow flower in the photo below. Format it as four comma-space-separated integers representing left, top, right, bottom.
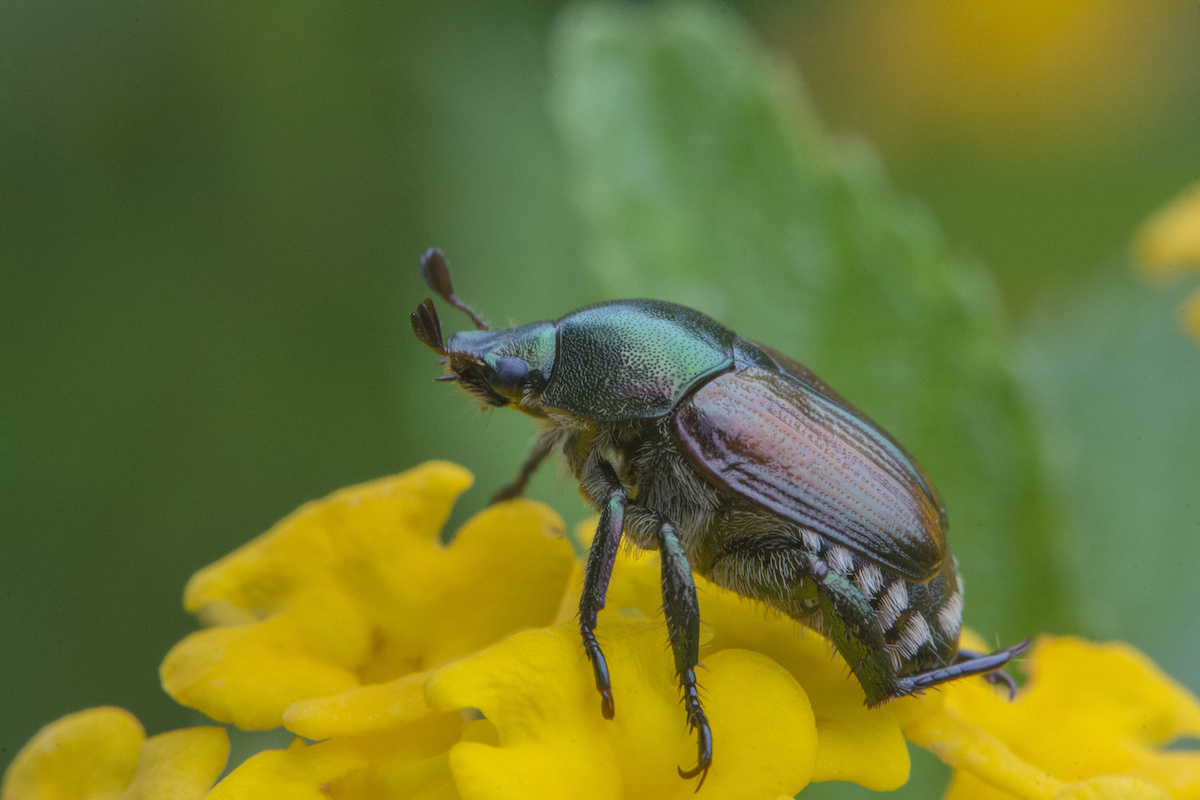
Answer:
8, 462, 1200, 799
1, 706, 228, 800
159, 463, 898, 797
901, 635, 1200, 799
159, 461, 575, 730
1137, 180, 1200, 342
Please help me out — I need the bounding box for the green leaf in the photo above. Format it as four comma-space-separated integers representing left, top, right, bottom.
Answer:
549, 2, 1074, 641
1018, 268, 1200, 693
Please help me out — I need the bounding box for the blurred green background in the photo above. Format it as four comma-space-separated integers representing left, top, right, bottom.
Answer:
3, 1, 1199, 795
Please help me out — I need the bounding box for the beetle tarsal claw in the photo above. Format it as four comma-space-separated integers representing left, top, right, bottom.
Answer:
983, 666, 1020, 700
599, 687, 614, 719
978, 637, 1032, 700
677, 750, 711, 791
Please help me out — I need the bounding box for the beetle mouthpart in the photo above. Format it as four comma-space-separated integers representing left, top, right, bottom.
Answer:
420, 248, 490, 331
410, 298, 447, 355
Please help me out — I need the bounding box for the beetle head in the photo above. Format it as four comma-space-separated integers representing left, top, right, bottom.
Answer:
412, 249, 556, 415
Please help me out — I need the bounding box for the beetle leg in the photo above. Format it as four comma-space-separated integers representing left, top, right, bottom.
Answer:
897, 639, 1032, 698
578, 460, 626, 719
490, 434, 555, 504
655, 519, 712, 789
795, 553, 901, 704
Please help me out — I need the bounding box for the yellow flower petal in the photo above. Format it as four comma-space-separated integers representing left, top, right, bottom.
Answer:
210, 720, 463, 800
1053, 775, 1172, 800
412, 497, 573, 668
118, 727, 229, 800
425, 621, 815, 800
698, 578, 909, 790
944, 772, 1176, 800
1137, 181, 1200, 277
208, 738, 365, 800
282, 671, 443, 740
161, 596, 366, 730
907, 688, 1064, 800
2, 707, 143, 800
161, 462, 574, 730
1136, 181, 1200, 343
1, 707, 228, 800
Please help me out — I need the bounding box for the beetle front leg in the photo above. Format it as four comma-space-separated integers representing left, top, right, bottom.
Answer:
655, 519, 712, 789
490, 434, 555, 504
579, 460, 626, 719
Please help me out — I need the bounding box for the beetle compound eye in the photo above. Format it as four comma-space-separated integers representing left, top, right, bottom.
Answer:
492, 356, 529, 389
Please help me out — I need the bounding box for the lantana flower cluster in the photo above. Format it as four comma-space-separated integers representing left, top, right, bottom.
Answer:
5, 461, 1200, 800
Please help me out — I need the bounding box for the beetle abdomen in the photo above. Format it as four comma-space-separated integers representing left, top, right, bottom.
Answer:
701, 506, 963, 697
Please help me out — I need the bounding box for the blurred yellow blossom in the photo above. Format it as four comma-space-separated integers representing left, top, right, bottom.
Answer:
770, 1, 1195, 157
0, 706, 228, 800
1137, 181, 1200, 341
7, 462, 1200, 799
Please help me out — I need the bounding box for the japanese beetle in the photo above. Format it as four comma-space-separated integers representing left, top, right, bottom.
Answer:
411, 249, 1029, 787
